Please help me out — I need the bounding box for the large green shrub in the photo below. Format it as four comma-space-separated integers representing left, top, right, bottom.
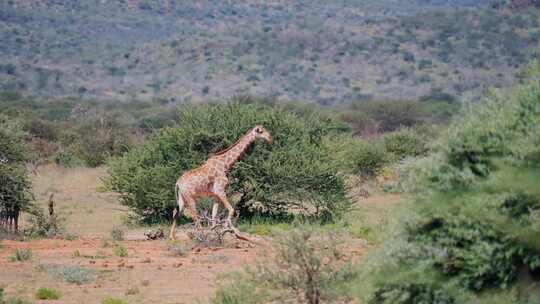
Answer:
357, 63, 540, 303
105, 101, 351, 224
0, 115, 33, 232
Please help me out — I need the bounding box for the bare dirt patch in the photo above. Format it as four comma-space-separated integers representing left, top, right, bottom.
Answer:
0, 236, 263, 304
0, 166, 398, 303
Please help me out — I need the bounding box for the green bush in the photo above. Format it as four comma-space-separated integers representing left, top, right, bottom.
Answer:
9, 248, 32, 262
102, 298, 128, 304
24, 205, 64, 238
359, 62, 540, 303
343, 138, 388, 177
382, 128, 429, 160
0, 115, 32, 233
113, 244, 128, 257
41, 264, 95, 285
371, 283, 454, 304
0, 287, 31, 304
214, 229, 356, 304
105, 100, 351, 224
53, 148, 83, 167
73, 114, 132, 167
110, 226, 124, 241
35, 287, 61, 300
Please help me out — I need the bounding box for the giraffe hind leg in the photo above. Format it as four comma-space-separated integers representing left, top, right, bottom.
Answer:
170, 185, 186, 240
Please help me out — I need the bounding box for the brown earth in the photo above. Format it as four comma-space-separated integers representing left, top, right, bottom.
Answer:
0, 165, 402, 303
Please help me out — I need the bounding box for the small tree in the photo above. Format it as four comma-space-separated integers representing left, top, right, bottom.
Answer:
105, 100, 351, 224
214, 229, 356, 304
0, 115, 33, 232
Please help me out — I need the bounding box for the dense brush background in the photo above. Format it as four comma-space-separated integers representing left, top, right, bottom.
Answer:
1, 0, 539, 103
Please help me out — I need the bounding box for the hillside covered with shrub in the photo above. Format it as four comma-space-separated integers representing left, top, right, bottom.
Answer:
1, 0, 539, 103
353, 62, 540, 303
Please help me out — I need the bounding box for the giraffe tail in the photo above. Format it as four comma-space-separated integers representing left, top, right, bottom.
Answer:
170, 183, 185, 240
174, 183, 186, 214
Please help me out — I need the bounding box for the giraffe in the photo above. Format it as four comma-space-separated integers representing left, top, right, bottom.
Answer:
169, 125, 273, 240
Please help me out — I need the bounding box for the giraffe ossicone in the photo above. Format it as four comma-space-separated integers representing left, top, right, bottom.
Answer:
169, 125, 272, 240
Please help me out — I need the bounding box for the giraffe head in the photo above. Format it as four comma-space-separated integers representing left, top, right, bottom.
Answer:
252, 125, 273, 144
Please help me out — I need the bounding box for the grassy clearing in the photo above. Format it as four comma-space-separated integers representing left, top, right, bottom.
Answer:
29, 164, 126, 237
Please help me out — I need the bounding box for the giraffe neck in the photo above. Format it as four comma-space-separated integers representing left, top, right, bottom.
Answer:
222, 134, 256, 171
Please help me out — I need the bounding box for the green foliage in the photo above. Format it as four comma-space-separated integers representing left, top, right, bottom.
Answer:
105, 100, 351, 223
360, 62, 540, 303
0, 288, 31, 304
53, 148, 83, 167
72, 114, 132, 167
371, 283, 455, 304
214, 229, 356, 304
24, 205, 64, 238
109, 226, 124, 241
35, 287, 61, 300
346, 139, 388, 177
102, 298, 128, 304
382, 128, 429, 160
113, 244, 128, 257
9, 249, 32, 262
41, 264, 96, 285
0, 115, 32, 231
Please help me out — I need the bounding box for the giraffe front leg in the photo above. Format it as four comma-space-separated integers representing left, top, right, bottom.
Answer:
211, 202, 219, 228
215, 194, 234, 228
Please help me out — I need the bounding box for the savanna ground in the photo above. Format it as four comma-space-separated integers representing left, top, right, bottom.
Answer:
0, 164, 401, 303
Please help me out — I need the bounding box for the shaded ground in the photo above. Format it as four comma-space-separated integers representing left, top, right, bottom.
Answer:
0, 165, 402, 303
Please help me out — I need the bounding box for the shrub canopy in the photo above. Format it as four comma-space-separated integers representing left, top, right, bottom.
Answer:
105, 100, 351, 224
0, 115, 33, 231
358, 63, 540, 304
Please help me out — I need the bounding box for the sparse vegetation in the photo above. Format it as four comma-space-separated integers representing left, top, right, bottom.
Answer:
0, 288, 31, 304
9, 249, 32, 262
110, 226, 124, 241
125, 287, 139, 296
214, 229, 356, 304
40, 264, 95, 285
113, 244, 128, 257
167, 241, 192, 257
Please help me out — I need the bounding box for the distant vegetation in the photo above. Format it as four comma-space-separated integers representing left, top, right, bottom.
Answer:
0, 0, 538, 103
